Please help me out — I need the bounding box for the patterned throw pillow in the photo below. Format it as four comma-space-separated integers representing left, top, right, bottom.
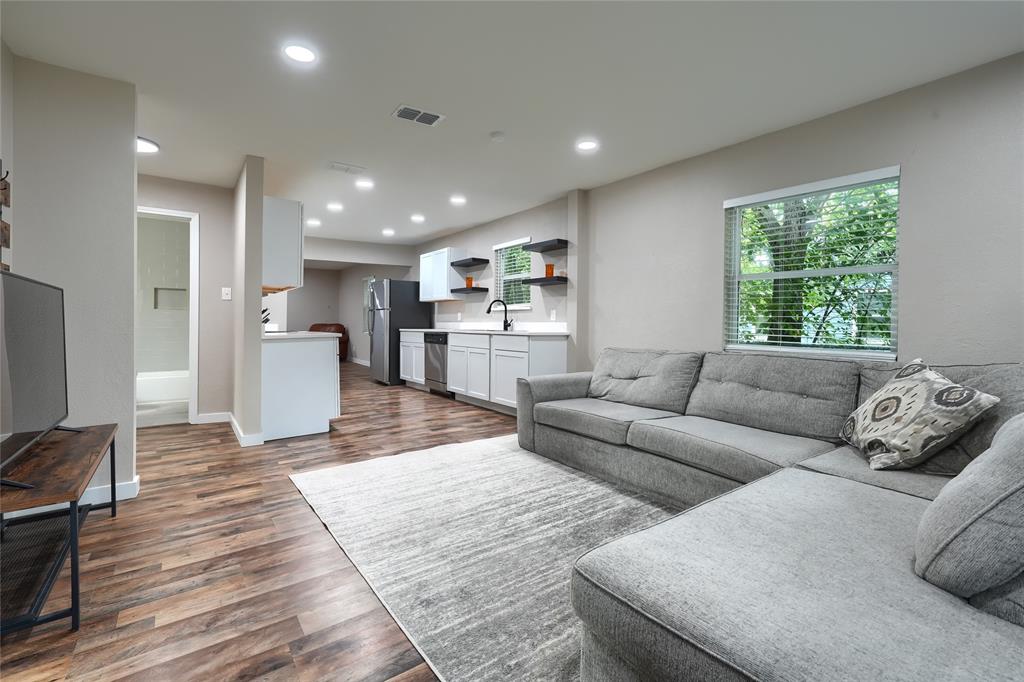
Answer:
840, 359, 1000, 471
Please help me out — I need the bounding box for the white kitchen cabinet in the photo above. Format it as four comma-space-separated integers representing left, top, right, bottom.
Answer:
447, 345, 468, 394
419, 247, 466, 302
467, 347, 490, 401
413, 346, 425, 384
400, 340, 426, 385
263, 196, 304, 292
490, 348, 530, 408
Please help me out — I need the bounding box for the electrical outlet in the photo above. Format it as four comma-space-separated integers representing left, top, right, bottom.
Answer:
221, 287, 232, 301
550, 309, 556, 321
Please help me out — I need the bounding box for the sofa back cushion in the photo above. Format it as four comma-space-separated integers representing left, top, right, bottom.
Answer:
587, 348, 703, 414
859, 362, 1024, 475
685, 352, 860, 442
914, 414, 1024, 623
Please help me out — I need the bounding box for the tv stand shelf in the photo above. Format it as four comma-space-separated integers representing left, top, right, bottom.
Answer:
0, 423, 118, 634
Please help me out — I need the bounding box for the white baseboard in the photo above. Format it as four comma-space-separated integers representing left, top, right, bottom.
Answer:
349, 358, 370, 367
230, 413, 264, 447
192, 411, 231, 424
4, 475, 141, 518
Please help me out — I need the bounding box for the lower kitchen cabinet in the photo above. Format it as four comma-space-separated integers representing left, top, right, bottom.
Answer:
490, 349, 530, 408
466, 347, 490, 400
447, 345, 468, 394
399, 341, 425, 384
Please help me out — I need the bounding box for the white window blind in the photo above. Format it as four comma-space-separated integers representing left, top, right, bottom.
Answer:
493, 239, 532, 308
723, 170, 899, 357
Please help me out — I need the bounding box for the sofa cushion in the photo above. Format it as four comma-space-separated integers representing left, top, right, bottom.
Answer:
685, 352, 859, 442
970, 573, 1024, 627
800, 446, 949, 500
859, 362, 1024, 475
572, 469, 1024, 682
841, 359, 1000, 471
534, 398, 679, 446
915, 413, 1024, 601
588, 348, 703, 414
626, 416, 833, 483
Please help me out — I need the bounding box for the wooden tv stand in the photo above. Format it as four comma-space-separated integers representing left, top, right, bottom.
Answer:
0, 424, 118, 634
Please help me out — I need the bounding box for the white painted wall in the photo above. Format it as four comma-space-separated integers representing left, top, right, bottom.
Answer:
136, 216, 189, 372
232, 155, 264, 440
583, 53, 1024, 367
11, 56, 137, 490
304, 237, 416, 268
286, 267, 342, 331
137, 174, 236, 416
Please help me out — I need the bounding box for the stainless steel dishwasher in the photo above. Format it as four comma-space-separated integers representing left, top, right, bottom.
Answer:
424, 332, 449, 394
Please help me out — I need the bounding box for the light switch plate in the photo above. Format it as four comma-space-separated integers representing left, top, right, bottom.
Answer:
221, 287, 232, 301
457, 312, 462, 321
550, 309, 556, 321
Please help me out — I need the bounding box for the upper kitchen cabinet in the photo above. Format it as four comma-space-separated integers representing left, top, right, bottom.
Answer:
263, 196, 304, 294
419, 247, 466, 301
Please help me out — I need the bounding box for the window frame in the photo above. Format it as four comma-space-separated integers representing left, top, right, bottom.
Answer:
723, 166, 900, 361
492, 236, 533, 311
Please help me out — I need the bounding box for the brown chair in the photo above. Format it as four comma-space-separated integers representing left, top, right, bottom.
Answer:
309, 323, 349, 361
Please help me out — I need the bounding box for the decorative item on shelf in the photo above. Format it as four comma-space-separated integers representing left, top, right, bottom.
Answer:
558, 269, 567, 278
545, 263, 555, 278
465, 275, 474, 288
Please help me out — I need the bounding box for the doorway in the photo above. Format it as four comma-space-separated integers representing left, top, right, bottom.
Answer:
135, 207, 199, 427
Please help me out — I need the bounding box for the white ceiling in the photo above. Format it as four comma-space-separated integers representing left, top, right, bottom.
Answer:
4, 2, 1022, 245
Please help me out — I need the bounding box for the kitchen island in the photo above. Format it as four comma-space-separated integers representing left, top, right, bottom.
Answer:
262, 331, 341, 441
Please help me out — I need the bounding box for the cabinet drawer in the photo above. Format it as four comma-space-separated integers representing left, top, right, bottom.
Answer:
400, 331, 425, 344
450, 333, 490, 349
491, 334, 529, 352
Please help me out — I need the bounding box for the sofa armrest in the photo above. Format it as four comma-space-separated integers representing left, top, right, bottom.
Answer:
516, 372, 593, 451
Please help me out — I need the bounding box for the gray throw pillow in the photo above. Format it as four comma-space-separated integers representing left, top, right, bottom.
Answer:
914, 414, 1024, 607
840, 359, 1000, 470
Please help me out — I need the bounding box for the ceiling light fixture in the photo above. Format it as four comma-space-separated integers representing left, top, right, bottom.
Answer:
136, 137, 160, 154
410, 214, 425, 224
355, 177, 375, 191
326, 202, 344, 212
382, 228, 396, 237
306, 218, 321, 227
283, 44, 317, 64
575, 137, 600, 153
449, 194, 467, 206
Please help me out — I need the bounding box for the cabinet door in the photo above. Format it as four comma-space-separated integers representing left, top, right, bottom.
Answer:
467, 347, 490, 401
447, 345, 468, 394
419, 252, 435, 301
490, 349, 529, 408
263, 196, 303, 289
399, 343, 414, 381
413, 344, 426, 384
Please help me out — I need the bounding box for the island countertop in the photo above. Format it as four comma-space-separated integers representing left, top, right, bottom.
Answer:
398, 328, 569, 337
262, 331, 342, 341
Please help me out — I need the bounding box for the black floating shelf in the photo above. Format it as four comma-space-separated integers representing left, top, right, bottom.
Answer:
522, 238, 568, 254
451, 257, 490, 268
523, 276, 568, 286
451, 287, 489, 294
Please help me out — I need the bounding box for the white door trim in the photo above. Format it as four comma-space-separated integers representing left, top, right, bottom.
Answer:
137, 206, 201, 424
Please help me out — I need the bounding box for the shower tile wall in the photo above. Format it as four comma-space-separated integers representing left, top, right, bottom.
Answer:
136, 216, 189, 373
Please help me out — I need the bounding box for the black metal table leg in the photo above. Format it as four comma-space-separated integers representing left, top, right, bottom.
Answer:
109, 440, 117, 518
69, 501, 80, 631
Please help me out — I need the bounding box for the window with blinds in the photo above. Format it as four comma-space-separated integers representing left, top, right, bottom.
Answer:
494, 239, 532, 308
723, 168, 899, 357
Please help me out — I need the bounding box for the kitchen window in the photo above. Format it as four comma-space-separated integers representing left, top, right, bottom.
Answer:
493, 237, 532, 309
723, 167, 900, 359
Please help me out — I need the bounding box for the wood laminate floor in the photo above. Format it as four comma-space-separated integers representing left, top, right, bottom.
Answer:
1, 363, 516, 681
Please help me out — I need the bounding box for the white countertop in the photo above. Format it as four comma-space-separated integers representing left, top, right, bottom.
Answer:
262, 331, 342, 341
400, 328, 569, 337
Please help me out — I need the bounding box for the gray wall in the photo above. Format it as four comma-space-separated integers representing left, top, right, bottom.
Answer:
11, 56, 136, 487
583, 53, 1024, 366
137, 174, 236, 415
1, 42, 13, 268
135, 216, 189, 373
232, 155, 263, 437
338, 264, 412, 363
413, 198, 569, 327
287, 267, 342, 331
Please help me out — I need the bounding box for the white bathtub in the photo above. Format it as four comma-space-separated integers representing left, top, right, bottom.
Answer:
136, 370, 189, 403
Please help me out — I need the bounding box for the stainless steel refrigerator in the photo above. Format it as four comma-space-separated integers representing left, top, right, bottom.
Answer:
368, 278, 433, 385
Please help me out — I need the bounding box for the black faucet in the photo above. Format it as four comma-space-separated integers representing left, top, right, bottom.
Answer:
487, 299, 513, 331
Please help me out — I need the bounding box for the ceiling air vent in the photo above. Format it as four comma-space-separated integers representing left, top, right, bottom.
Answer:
393, 104, 445, 127
327, 160, 367, 175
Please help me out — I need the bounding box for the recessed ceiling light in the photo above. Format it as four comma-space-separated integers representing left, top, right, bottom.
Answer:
410, 213, 425, 224
306, 218, 321, 227
382, 228, 395, 237
449, 194, 467, 206
326, 202, 344, 213
575, 137, 600, 153
283, 44, 317, 64
355, 177, 375, 191
136, 137, 160, 154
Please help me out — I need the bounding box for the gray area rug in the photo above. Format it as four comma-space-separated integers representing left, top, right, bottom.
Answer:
290, 434, 676, 681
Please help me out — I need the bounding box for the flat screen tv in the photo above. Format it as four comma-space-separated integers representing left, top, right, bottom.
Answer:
0, 271, 69, 470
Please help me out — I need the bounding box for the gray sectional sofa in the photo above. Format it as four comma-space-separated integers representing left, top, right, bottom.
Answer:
516, 348, 1024, 681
